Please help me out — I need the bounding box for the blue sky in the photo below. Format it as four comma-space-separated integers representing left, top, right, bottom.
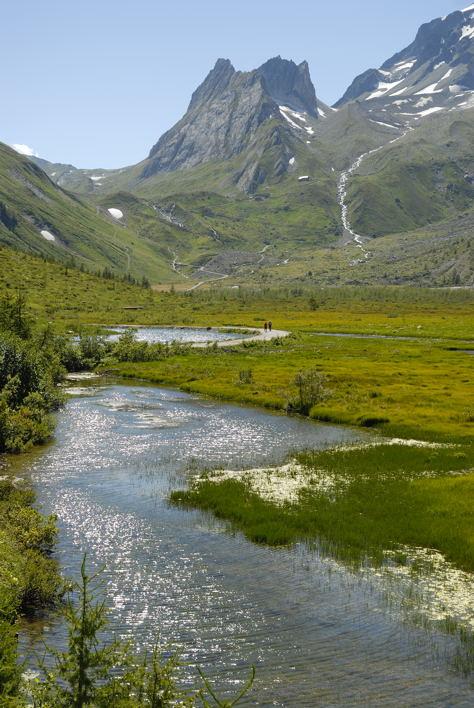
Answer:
1, 0, 466, 168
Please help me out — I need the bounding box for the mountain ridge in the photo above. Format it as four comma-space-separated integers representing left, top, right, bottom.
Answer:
4, 6, 474, 287
143, 56, 319, 184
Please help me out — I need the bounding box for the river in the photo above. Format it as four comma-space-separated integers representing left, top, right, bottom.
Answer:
10, 327, 474, 705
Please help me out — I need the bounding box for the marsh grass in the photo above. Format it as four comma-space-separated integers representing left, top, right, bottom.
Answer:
171, 443, 474, 571
171, 442, 474, 670
1, 246, 473, 340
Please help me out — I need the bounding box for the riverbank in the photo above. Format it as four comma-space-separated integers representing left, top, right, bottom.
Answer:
106, 317, 473, 580
110, 331, 473, 442
13, 380, 474, 701
0, 476, 61, 701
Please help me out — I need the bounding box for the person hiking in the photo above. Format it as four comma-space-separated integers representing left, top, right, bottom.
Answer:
264, 322, 268, 332
268, 321, 272, 332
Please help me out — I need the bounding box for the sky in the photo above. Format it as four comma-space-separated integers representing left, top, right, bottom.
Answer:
1, 0, 467, 168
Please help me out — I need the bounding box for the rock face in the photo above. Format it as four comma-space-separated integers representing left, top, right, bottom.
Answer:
142, 57, 318, 180
335, 6, 474, 118
256, 57, 318, 116
335, 69, 384, 106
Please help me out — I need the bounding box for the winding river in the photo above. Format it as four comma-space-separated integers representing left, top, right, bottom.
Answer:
10, 328, 474, 705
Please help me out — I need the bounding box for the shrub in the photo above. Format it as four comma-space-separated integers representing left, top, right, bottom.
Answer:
28, 557, 255, 707
238, 369, 253, 385
286, 369, 329, 416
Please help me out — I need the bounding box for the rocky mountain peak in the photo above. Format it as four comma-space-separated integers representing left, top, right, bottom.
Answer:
256, 56, 318, 116
335, 6, 474, 121
143, 56, 319, 184
188, 58, 236, 111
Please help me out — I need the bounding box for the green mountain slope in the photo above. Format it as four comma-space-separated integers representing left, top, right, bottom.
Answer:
0, 245, 160, 326
0, 143, 176, 282
346, 109, 474, 237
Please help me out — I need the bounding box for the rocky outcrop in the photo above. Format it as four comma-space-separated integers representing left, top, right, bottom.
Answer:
335, 6, 474, 109
334, 69, 384, 107
141, 56, 318, 181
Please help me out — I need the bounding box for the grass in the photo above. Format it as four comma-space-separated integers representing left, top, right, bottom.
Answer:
171, 442, 474, 571
1, 250, 472, 558
3, 247, 473, 336
0, 255, 471, 440
0, 246, 157, 327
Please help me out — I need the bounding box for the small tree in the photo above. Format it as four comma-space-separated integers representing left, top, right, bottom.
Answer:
30, 556, 128, 707
29, 557, 255, 706
287, 369, 329, 416
0, 292, 31, 339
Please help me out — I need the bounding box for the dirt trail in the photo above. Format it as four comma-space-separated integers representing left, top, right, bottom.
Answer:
191, 327, 289, 348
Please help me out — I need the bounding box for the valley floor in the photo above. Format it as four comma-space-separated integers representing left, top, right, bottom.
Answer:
1, 260, 473, 697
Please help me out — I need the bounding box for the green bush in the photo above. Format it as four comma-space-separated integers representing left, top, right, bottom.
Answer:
286, 369, 329, 416
0, 479, 62, 706
108, 331, 190, 364
0, 321, 66, 453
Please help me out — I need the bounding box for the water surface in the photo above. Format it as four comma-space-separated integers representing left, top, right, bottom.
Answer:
15, 382, 474, 705
106, 325, 251, 344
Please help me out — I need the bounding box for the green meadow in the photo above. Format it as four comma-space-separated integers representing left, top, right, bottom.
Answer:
0, 246, 473, 700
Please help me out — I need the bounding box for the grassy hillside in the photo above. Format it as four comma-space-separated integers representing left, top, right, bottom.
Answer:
348, 108, 474, 237
0, 246, 159, 327
0, 143, 175, 282
235, 209, 474, 288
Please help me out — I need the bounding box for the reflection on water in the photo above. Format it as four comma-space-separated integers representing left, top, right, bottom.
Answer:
15, 383, 474, 705
106, 326, 250, 344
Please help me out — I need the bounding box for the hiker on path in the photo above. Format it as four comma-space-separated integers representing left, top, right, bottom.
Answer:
264, 322, 268, 332
268, 321, 272, 332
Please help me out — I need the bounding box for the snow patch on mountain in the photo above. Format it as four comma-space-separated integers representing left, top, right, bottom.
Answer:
390, 86, 409, 96
415, 82, 443, 95
393, 60, 416, 71
415, 96, 433, 108
460, 24, 474, 40
369, 119, 399, 129
279, 106, 303, 130
415, 106, 445, 118
366, 79, 404, 100
439, 68, 453, 82
108, 208, 124, 220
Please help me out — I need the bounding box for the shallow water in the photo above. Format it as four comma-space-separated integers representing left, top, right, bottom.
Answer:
14, 382, 474, 705
106, 325, 250, 344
